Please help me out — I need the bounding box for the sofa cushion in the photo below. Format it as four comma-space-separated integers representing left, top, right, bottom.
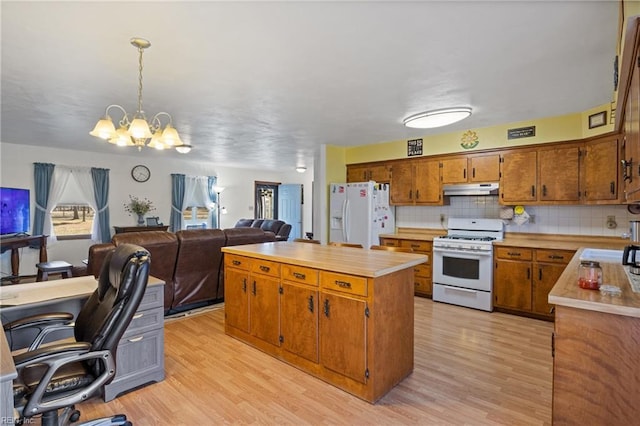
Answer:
173, 229, 226, 311
112, 231, 179, 312
223, 227, 276, 246
250, 219, 264, 228
260, 219, 285, 234
234, 218, 254, 227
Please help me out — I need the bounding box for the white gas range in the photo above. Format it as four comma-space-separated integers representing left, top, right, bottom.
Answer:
432, 218, 504, 311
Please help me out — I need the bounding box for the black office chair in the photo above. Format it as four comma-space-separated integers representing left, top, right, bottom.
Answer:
5, 243, 150, 426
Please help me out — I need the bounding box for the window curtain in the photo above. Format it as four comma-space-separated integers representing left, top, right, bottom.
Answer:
70, 167, 98, 241
91, 167, 111, 243
44, 166, 72, 243
208, 176, 217, 228
170, 174, 186, 232
183, 176, 214, 229
33, 163, 55, 237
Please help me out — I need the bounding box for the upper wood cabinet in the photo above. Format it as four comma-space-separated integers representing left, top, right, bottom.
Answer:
538, 144, 580, 202
390, 158, 441, 205
441, 153, 500, 184
499, 149, 538, 203
499, 138, 620, 205
582, 135, 620, 203
346, 163, 390, 183
622, 40, 640, 202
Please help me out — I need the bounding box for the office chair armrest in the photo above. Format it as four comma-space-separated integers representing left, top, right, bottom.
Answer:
3, 312, 74, 331
17, 347, 116, 419
3, 312, 75, 352
13, 342, 91, 368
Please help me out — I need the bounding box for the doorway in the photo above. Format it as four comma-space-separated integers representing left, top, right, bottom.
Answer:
254, 181, 280, 219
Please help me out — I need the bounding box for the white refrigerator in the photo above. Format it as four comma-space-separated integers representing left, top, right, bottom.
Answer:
329, 182, 395, 248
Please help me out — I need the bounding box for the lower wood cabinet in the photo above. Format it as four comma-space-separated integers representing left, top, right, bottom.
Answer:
103, 281, 165, 401
553, 305, 640, 424
224, 252, 414, 403
493, 246, 574, 320
379, 237, 433, 297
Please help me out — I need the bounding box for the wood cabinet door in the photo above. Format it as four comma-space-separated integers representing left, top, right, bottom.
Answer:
368, 164, 390, 183
624, 56, 640, 202
582, 136, 619, 202
469, 154, 500, 182
414, 158, 441, 204
390, 161, 415, 204
494, 259, 532, 311
249, 274, 281, 346
319, 292, 367, 383
533, 263, 566, 316
500, 150, 537, 203
225, 268, 250, 333
538, 145, 580, 202
281, 282, 319, 363
346, 165, 368, 183
440, 157, 468, 184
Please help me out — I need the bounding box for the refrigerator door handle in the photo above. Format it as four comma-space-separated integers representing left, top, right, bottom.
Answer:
343, 199, 349, 241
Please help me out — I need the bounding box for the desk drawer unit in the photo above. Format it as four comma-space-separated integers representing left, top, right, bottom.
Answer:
103, 283, 165, 401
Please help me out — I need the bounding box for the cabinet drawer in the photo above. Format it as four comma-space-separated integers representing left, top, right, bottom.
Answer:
414, 264, 431, 278
320, 271, 367, 297
414, 276, 432, 294
250, 258, 281, 278
495, 247, 533, 261
114, 328, 164, 379
138, 284, 164, 311
399, 240, 432, 253
282, 264, 318, 286
225, 254, 250, 271
535, 249, 574, 264
379, 238, 400, 247
123, 306, 164, 337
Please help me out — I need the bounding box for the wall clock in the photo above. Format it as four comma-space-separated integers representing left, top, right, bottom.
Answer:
131, 165, 150, 183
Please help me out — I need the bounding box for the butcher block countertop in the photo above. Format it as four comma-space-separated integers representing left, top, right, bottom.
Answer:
549, 248, 640, 318
222, 242, 427, 277
381, 227, 630, 250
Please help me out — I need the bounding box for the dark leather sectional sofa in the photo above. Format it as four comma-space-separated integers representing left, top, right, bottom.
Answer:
85, 227, 276, 315
234, 218, 292, 241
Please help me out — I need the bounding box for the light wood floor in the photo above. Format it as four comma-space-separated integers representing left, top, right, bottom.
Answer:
79, 298, 553, 425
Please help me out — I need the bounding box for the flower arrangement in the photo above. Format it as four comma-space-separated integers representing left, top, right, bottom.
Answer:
124, 195, 155, 216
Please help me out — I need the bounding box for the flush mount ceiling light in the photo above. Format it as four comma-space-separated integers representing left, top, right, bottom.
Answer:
403, 107, 472, 129
296, 166, 307, 173
90, 37, 192, 154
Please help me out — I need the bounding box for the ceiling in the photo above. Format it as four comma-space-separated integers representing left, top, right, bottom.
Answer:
1, 1, 620, 172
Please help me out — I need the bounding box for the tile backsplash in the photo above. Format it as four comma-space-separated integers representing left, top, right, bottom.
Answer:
396, 195, 636, 238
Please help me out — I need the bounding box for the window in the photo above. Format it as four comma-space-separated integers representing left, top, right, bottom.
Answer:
182, 206, 211, 229
52, 175, 94, 240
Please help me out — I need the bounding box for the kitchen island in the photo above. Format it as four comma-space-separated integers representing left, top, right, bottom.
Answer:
548, 248, 640, 424
221, 242, 427, 403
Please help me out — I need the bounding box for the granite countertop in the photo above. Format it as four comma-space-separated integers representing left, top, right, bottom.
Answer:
548, 248, 640, 318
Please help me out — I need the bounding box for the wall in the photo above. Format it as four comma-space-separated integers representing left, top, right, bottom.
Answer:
0, 142, 313, 276
344, 108, 613, 165
396, 196, 635, 239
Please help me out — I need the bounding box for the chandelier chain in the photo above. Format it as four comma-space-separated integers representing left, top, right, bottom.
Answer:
137, 46, 144, 116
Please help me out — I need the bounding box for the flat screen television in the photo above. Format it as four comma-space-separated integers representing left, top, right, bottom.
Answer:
0, 187, 30, 235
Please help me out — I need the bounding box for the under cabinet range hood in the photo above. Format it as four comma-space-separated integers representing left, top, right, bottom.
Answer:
442, 183, 499, 196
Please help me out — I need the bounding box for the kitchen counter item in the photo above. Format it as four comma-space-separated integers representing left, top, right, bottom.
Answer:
578, 260, 602, 290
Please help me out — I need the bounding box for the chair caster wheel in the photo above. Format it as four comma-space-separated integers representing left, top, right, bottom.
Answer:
69, 409, 81, 422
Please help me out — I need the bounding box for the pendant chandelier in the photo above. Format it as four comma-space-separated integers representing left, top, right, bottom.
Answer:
90, 37, 192, 154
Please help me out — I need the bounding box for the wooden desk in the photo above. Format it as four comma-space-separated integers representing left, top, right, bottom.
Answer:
113, 225, 169, 234
0, 234, 48, 280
